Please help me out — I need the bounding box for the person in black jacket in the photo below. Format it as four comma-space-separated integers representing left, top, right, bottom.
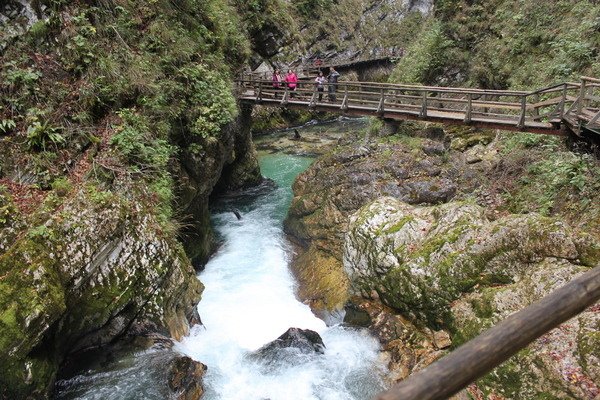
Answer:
327, 67, 340, 102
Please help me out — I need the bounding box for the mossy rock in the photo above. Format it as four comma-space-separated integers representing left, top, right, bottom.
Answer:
345, 197, 599, 329
290, 244, 350, 312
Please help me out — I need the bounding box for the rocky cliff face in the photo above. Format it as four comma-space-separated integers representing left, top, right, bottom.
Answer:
284, 124, 487, 312
345, 197, 600, 398
176, 104, 262, 265
285, 122, 600, 398
0, 0, 268, 398
0, 189, 203, 398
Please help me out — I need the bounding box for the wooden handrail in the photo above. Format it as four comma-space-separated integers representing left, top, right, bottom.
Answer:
582, 76, 600, 84
375, 265, 600, 400
236, 75, 600, 135
238, 79, 529, 97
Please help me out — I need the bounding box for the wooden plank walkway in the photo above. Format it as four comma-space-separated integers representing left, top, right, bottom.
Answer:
236, 76, 600, 136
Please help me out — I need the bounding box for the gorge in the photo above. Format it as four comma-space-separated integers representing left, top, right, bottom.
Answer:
1, 1, 600, 399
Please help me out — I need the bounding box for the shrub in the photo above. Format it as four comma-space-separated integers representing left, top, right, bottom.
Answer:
26, 121, 65, 151
51, 177, 72, 197
389, 20, 452, 85
0, 119, 16, 135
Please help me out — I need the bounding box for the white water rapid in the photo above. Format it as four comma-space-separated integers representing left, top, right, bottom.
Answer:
175, 153, 387, 400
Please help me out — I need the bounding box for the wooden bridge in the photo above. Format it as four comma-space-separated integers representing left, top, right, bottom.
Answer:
236, 76, 600, 137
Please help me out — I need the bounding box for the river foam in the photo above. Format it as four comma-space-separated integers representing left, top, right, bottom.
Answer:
175, 153, 387, 400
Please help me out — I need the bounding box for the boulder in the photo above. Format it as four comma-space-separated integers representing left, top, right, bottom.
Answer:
344, 197, 598, 328
167, 356, 207, 400
284, 132, 483, 313
255, 328, 326, 356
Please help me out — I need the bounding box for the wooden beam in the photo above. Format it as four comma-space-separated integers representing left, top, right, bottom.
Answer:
375, 265, 600, 400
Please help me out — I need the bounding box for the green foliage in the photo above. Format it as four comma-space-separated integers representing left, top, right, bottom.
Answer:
50, 178, 72, 197
61, 11, 97, 73
27, 224, 55, 241
178, 65, 238, 139
111, 109, 173, 172
0, 186, 16, 226
85, 184, 115, 208
367, 117, 384, 136
0, 119, 16, 135
3, 63, 41, 89
26, 121, 65, 152
499, 135, 600, 217
110, 109, 176, 222
234, 0, 293, 31
293, 0, 334, 19
425, 0, 600, 88
389, 20, 452, 84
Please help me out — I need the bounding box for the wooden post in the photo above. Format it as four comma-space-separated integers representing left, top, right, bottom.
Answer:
375, 265, 600, 400
282, 85, 289, 105
420, 91, 428, 118
341, 84, 349, 111
256, 81, 262, 102
377, 89, 385, 115
559, 83, 567, 120
588, 110, 600, 126
517, 95, 527, 128
578, 78, 587, 118
309, 82, 318, 108
464, 93, 472, 123
532, 94, 540, 117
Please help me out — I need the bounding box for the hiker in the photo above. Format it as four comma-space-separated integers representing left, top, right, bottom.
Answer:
315, 71, 326, 102
327, 67, 340, 101
272, 69, 282, 98
286, 69, 298, 97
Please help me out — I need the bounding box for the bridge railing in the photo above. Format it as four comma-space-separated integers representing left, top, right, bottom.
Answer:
573, 77, 600, 132
236, 76, 600, 135
237, 78, 561, 132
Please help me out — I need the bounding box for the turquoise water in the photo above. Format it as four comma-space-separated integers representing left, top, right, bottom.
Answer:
258, 152, 315, 220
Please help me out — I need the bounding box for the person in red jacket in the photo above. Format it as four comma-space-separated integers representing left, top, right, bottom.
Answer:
286, 69, 298, 97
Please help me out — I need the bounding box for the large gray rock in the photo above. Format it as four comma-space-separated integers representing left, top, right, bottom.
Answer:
344, 197, 597, 327
0, 0, 47, 50
255, 328, 326, 356
0, 191, 203, 398
343, 196, 600, 398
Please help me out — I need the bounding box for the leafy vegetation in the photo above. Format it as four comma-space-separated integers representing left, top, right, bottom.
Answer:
391, 0, 600, 88
389, 20, 452, 84
293, 0, 335, 19
0, 0, 274, 230
494, 134, 600, 228
0, 186, 16, 226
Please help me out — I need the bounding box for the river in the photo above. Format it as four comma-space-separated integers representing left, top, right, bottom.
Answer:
55, 121, 387, 400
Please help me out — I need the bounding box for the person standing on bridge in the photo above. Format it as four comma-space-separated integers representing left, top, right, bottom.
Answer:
272, 69, 283, 99
286, 69, 298, 97
327, 67, 340, 102
315, 71, 326, 102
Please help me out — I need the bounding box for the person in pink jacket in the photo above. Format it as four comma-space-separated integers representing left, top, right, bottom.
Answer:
286, 69, 298, 97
